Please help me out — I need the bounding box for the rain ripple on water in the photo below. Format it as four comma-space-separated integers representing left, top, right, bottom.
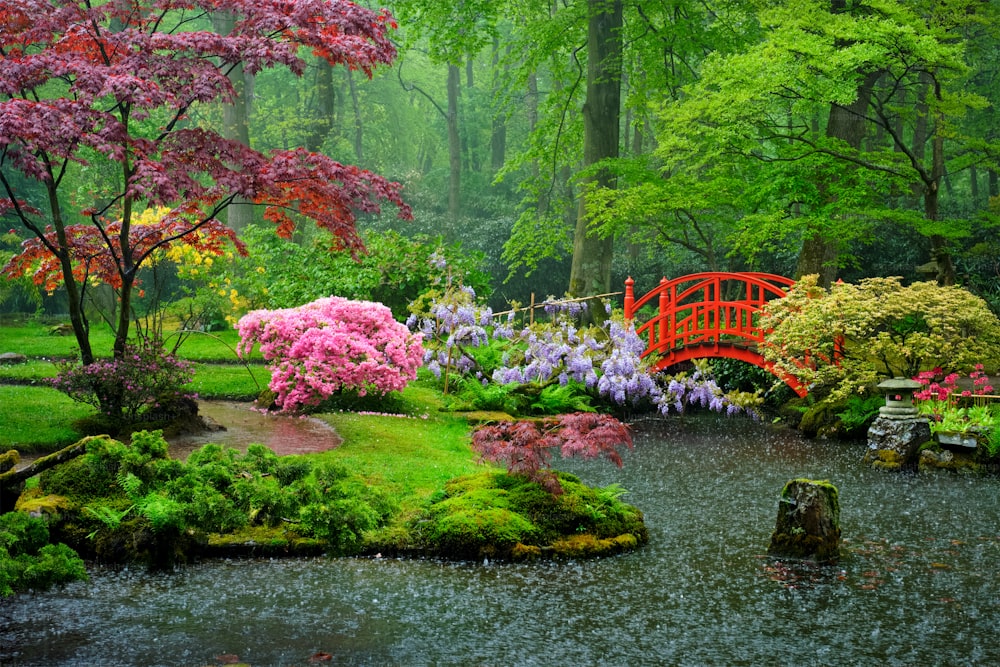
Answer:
1, 414, 998, 666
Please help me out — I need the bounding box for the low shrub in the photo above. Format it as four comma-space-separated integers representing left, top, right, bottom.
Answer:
0, 512, 87, 597
36, 433, 401, 563
50, 339, 195, 425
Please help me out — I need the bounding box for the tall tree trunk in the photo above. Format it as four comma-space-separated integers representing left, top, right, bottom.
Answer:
304, 60, 334, 152
927, 100, 955, 285
490, 38, 507, 175
48, 183, 94, 365
447, 64, 462, 219
346, 69, 364, 162
462, 58, 481, 174
568, 0, 622, 299
970, 164, 979, 207
795, 70, 877, 286
527, 70, 539, 134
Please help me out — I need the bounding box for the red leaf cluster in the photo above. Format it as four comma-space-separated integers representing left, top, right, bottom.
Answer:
0, 0, 410, 295
470, 413, 632, 495
3, 214, 243, 292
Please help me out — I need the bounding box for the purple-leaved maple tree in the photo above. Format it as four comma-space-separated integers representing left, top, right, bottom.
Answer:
0, 0, 410, 417
471, 412, 633, 495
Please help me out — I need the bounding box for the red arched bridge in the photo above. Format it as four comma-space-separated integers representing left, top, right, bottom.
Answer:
623, 272, 808, 397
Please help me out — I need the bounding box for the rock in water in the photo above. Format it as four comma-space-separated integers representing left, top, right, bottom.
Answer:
767, 478, 841, 563
864, 415, 931, 471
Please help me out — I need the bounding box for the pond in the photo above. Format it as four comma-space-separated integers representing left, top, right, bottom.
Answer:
2, 414, 998, 666
167, 400, 343, 460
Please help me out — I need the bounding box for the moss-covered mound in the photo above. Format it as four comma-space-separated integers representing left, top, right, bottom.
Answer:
407, 470, 648, 561
29, 432, 397, 568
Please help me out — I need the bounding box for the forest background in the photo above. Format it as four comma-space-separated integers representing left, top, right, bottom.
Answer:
3, 0, 1000, 320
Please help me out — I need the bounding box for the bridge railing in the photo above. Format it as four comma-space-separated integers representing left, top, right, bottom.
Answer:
624, 272, 797, 358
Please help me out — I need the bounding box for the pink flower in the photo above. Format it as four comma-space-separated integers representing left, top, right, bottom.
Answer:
238, 297, 424, 413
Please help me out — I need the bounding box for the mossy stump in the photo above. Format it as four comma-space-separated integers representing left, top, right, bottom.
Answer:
767, 479, 841, 563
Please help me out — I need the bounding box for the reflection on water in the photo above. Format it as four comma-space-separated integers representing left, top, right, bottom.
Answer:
168, 400, 342, 460
2, 414, 998, 666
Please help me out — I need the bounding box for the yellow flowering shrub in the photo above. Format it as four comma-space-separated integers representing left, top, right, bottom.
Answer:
759, 275, 1000, 400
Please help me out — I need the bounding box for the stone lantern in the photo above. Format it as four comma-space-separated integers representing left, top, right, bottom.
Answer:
865, 377, 930, 471
877, 377, 922, 419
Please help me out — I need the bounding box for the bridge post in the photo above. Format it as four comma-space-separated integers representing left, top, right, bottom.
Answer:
624, 277, 635, 320
658, 277, 669, 350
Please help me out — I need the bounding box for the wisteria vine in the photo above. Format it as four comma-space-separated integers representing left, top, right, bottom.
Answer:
409, 287, 761, 418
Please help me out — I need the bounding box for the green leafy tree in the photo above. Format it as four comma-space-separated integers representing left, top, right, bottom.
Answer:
498, 1, 759, 287
647, 0, 999, 284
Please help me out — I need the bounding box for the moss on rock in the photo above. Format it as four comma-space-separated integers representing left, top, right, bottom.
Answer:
550, 532, 638, 559
767, 478, 841, 563
863, 448, 907, 471
14, 492, 71, 517
205, 526, 326, 557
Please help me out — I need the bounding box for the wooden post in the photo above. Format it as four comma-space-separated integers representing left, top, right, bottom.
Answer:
623, 276, 634, 320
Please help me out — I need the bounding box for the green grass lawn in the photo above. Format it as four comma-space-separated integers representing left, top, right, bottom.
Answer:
187, 362, 270, 400
0, 320, 261, 362
0, 385, 93, 451
0, 359, 268, 399
0, 321, 272, 450
314, 385, 482, 514
0, 322, 108, 358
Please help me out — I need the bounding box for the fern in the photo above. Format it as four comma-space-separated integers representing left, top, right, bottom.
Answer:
83, 504, 133, 536
83, 504, 129, 529
117, 471, 144, 499
836, 395, 885, 430
455, 378, 526, 414
530, 383, 594, 415
596, 483, 628, 503
136, 493, 186, 534
986, 428, 1000, 458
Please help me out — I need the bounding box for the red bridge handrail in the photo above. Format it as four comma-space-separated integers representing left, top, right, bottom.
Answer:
624, 272, 807, 397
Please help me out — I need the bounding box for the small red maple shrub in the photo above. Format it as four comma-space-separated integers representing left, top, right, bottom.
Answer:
470, 413, 632, 495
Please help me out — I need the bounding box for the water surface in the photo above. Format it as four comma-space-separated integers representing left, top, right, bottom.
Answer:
2, 415, 997, 666
168, 400, 342, 460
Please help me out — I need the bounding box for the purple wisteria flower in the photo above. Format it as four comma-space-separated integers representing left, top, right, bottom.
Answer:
411, 288, 755, 418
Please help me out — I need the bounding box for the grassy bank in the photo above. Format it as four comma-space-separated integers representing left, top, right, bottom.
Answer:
0, 321, 271, 449
0, 386, 95, 450
1, 323, 647, 575
9, 380, 646, 568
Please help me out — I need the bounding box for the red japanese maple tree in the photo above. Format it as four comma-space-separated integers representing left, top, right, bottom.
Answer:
471, 413, 633, 495
0, 0, 410, 416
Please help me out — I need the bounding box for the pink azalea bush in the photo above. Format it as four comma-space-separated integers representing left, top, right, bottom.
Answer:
237, 297, 423, 413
